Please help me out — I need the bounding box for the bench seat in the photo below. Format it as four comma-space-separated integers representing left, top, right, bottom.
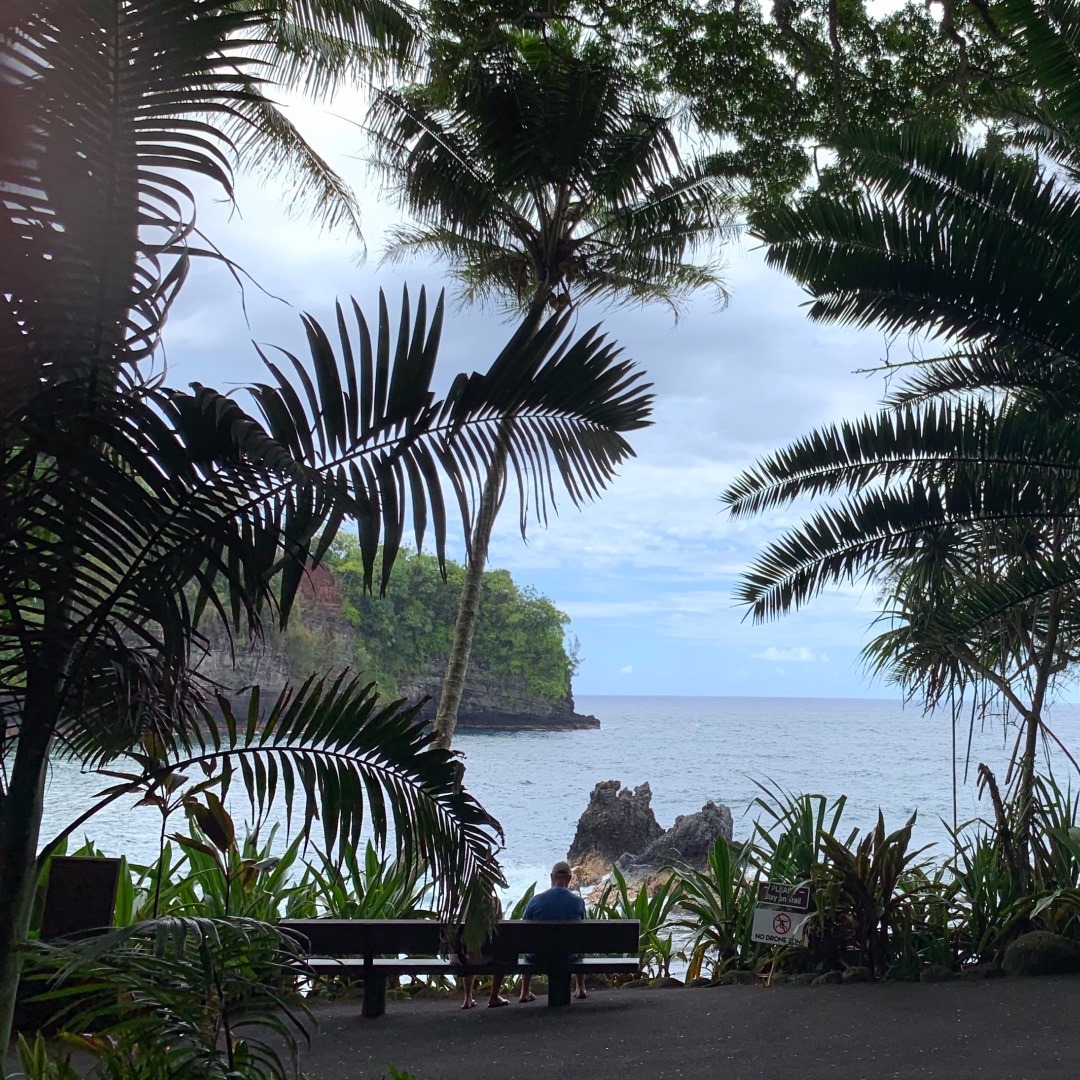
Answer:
280, 918, 641, 1016
303, 956, 641, 978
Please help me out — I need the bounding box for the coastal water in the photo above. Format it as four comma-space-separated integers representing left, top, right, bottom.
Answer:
38, 695, 1080, 903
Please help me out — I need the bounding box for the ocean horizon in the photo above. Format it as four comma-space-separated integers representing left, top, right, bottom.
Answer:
38, 693, 1080, 904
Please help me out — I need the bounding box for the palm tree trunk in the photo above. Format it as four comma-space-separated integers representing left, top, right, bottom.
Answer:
1014, 595, 1062, 880
433, 297, 549, 754
0, 645, 66, 1054
433, 421, 510, 752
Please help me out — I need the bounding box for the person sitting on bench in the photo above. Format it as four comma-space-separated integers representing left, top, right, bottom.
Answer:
519, 860, 588, 1003
454, 890, 509, 1010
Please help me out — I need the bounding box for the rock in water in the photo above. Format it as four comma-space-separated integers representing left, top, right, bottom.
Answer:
625, 801, 734, 873
567, 781, 663, 866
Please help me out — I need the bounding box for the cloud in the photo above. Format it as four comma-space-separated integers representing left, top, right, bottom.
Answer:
159, 103, 918, 696
751, 646, 830, 663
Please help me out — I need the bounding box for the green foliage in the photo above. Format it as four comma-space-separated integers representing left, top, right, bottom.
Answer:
24, 917, 311, 1080
14, 1034, 80, 1080
723, 0, 1080, 867
73, 672, 506, 929
612, 0, 1015, 208
39, 769, 1080, 993
676, 838, 761, 980
368, 23, 734, 315
508, 883, 537, 919
423, 0, 1018, 212
820, 812, 933, 975
666, 782, 1051, 978
290, 842, 433, 920
312, 536, 575, 701
593, 866, 684, 977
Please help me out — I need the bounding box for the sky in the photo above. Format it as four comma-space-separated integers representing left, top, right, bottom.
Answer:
162, 97, 912, 701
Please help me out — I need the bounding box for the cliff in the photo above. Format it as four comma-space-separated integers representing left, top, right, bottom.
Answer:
397, 663, 598, 731
194, 565, 598, 731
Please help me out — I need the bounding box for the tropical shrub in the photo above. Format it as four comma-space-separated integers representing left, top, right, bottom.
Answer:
22, 918, 311, 1080
820, 812, 932, 976
676, 838, 760, 980
289, 842, 433, 921
593, 866, 684, 978
749, 783, 854, 973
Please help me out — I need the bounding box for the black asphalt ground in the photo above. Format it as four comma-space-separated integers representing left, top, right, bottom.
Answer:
300, 977, 1079, 1080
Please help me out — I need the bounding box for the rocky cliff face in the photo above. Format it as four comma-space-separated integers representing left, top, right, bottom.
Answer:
193, 566, 597, 731
397, 664, 598, 730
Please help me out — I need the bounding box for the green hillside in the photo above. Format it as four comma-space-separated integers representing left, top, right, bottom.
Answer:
281, 533, 578, 702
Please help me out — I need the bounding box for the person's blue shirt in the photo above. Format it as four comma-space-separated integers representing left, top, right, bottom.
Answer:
523, 886, 586, 921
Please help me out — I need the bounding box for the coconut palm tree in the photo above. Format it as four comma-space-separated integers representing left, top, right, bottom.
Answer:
369, 28, 734, 315
368, 25, 735, 748
722, 0, 1080, 869
0, 1, 654, 1051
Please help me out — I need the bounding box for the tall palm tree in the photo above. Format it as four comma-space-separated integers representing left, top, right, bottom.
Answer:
369, 28, 734, 315
368, 26, 735, 748
0, 1, 653, 1050
721, 0, 1080, 864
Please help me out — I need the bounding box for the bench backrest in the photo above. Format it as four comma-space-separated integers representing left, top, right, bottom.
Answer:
40, 856, 121, 941
279, 918, 640, 956
281, 919, 443, 955
489, 920, 639, 955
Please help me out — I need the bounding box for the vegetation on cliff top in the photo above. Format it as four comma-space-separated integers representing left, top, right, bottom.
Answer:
279, 533, 578, 703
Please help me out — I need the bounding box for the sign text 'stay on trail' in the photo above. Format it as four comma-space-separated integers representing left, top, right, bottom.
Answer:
751, 880, 813, 945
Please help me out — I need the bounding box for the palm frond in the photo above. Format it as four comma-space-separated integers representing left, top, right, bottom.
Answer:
90, 675, 506, 924
724, 399, 1080, 520
0, 1, 263, 400
242, 0, 421, 93
31, 916, 312, 1079
2, 289, 650, 771
233, 288, 653, 595
224, 91, 365, 242
753, 125, 1080, 356
366, 32, 736, 312
732, 451, 1080, 621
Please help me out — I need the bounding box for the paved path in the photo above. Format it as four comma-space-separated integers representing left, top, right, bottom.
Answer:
301, 977, 1077, 1080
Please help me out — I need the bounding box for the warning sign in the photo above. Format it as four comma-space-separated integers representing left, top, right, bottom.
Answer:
751, 905, 810, 945
756, 881, 811, 911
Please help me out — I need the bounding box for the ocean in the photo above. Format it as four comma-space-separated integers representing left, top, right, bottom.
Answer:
37, 695, 1080, 904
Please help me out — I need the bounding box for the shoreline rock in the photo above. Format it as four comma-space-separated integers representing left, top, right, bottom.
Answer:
567, 781, 734, 886
568, 781, 664, 870
617, 800, 734, 877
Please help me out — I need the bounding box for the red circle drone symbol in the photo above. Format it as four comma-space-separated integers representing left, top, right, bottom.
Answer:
772, 912, 792, 935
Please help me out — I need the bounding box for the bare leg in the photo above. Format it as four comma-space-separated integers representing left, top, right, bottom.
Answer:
488, 975, 509, 1007
461, 975, 476, 1009
574, 974, 587, 1000
518, 974, 535, 1003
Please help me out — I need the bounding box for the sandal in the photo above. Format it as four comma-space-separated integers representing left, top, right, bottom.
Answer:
518, 992, 536, 1003
488, 997, 510, 1008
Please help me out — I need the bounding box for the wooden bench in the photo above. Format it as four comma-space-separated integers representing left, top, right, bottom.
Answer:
279, 918, 641, 1016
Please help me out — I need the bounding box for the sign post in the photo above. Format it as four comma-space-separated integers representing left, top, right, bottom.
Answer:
751, 881, 812, 981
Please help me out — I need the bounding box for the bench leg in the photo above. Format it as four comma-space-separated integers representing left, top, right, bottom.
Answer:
362, 972, 387, 1018
547, 967, 571, 1008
